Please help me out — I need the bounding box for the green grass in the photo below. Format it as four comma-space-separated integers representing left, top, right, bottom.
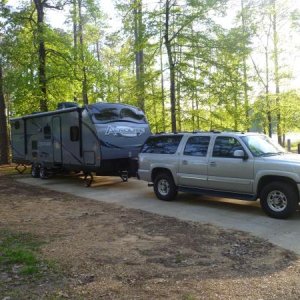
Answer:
0, 231, 44, 276
0, 231, 66, 299
182, 294, 196, 300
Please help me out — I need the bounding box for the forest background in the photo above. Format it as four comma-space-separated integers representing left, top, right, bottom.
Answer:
0, 0, 300, 164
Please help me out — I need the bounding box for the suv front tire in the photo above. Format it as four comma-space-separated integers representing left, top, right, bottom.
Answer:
260, 181, 298, 219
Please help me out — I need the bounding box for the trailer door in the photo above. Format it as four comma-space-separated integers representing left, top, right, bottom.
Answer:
52, 116, 62, 163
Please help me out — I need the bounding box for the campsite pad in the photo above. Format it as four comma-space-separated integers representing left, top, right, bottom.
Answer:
0, 167, 300, 299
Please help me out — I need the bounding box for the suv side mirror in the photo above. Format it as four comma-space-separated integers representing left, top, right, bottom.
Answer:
233, 149, 248, 159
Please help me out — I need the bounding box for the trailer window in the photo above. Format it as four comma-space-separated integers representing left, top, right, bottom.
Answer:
44, 125, 51, 139
70, 126, 80, 141
120, 108, 145, 121
94, 108, 119, 122
90, 105, 147, 124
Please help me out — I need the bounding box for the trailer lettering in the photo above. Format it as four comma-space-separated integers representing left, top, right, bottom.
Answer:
105, 126, 145, 137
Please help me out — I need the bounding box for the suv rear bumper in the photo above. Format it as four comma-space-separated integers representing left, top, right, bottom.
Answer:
138, 169, 151, 182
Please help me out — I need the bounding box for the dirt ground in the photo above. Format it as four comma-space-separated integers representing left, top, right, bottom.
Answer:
0, 166, 300, 300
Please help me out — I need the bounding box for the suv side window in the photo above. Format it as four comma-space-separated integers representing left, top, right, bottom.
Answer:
141, 135, 183, 154
184, 136, 210, 157
213, 136, 243, 158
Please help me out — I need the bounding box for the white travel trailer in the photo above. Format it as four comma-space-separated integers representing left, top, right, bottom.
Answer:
10, 102, 151, 185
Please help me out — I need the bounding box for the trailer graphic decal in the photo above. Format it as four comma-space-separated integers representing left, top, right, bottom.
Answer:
105, 125, 145, 137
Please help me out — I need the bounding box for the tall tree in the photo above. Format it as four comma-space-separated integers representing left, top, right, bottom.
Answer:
77, 0, 88, 104
33, 0, 48, 111
163, 0, 226, 132
240, 0, 250, 131
164, 0, 176, 132
271, 0, 282, 145
0, 62, 9, 164
0, 2, 10, 164
133, 0, 145, 111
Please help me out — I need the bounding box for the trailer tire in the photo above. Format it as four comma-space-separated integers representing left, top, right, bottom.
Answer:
31, 165, 40, 178
39, 166, 49, 179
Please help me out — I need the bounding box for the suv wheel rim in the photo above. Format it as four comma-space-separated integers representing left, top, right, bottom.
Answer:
158, 179, 170, 196
267, 190, 288, 212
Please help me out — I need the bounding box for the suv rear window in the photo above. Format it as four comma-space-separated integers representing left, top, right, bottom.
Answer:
141, 135, 183, 154
184, 136, 210, 157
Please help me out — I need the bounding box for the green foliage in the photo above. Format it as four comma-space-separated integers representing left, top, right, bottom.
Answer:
0, 0, 299, 136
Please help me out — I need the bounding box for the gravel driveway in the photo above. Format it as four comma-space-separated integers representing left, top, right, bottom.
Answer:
17, 174, 300, 255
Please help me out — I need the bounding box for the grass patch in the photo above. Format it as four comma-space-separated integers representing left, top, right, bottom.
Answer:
0, 231, 65, 299
182, 294, 196, 300
0, 231, 45, 276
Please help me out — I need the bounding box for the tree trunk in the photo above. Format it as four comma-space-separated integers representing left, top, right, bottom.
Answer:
72, 0, 78, 101
96, 41, 101, 62
0, 63, 9, 164
73, 0, 77, 52
164, 0, 176, 132
192, 28, 197, 131
240, 0, 249, 131
152, 82, 158, 133
117, 65, 121, 103
134, 0, 145, 111
196, 98, 200, 130
176, 45, 182, 131
159, 0, 166, 131
265, 48, 272, 137
78, 0, 88, 105
272, 0, 281, 145
34, 0, 48, 112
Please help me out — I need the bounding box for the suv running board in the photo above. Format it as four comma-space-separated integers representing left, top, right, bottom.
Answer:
178, 186, 256, 201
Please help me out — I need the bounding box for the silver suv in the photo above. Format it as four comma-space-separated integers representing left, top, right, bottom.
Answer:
138, 131, 300, 219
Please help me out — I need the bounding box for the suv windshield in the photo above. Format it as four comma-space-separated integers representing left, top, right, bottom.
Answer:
241, 135, 286, 157
90, 104, 147, 124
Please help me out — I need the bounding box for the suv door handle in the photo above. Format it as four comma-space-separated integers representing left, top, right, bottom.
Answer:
210, 161, 216, 167
182, 160, 188, 165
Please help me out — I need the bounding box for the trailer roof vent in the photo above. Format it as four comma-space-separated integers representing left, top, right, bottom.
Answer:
57, 102, 79, 110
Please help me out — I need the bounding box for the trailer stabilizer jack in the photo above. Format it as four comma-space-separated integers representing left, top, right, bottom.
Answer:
120, 171, 128, 182
84, 172, 93, 187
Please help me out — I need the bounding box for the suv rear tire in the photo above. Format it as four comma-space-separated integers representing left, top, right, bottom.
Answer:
260, 181, 298, 219
153, 172, 177, 201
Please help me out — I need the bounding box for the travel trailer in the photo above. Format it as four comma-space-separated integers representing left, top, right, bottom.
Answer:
10, 102, 151, 185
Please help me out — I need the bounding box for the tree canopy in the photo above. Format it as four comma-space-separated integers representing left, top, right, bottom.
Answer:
1, 0, 300, 163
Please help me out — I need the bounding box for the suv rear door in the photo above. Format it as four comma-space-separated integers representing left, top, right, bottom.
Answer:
207, 135, 254, 194
178, 135, 211, 188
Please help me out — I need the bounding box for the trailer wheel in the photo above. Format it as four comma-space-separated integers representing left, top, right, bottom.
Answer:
31, 165, 40, 178
84, 173, 93, 187
39, 166, 49, 179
